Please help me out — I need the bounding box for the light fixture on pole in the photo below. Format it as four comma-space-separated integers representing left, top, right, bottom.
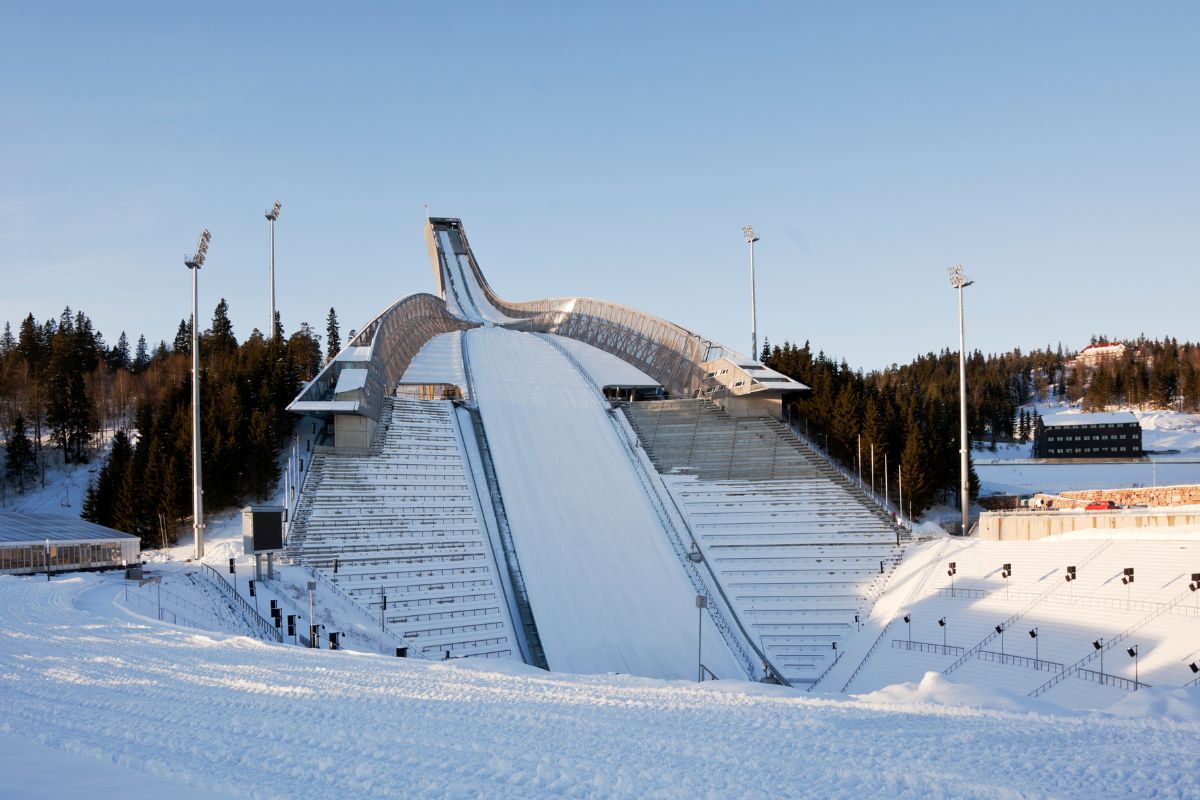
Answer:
948, 264, 974, 537
265, 201, 282, 337
1029, 627, 1039, 663
938, 617, 947, 650
903, 613, 912, 643
1122, 567, 1135, 608
743, 225, 759, 359
1126, 644, 1140, 688
947, 561, 957, 596
696, 594, 708, 682
1093, 638, 1105, 681
1001, 563, 1012, 598
995, 623, 1005, 655
184, 229, 210, 560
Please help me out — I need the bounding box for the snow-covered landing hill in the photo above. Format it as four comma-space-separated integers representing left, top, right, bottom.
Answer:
1, 571, 1198, 799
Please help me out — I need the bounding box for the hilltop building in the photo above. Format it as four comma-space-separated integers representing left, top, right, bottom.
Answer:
1032, 411, 1142, 458
1074, 342, 1127, 368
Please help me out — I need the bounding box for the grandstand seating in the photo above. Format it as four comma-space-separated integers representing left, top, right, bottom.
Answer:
627, 399, 903, 685
288, 397, 519, 660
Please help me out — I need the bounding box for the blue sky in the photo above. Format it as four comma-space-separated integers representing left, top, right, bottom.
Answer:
2, 2, 1196, 369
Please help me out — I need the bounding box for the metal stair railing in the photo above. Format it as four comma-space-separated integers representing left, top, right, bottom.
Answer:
944, 539, 1114, 675
840, 538, 951, 693
300, 562, 426, 658
197, 563, 283, 643
776, 417, 907, 535
1029, 581, 1194, 697
544, 335, 783, 685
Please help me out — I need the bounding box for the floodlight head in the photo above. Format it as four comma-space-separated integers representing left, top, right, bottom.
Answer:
1127, 646, 1138, 658
743, 225, 759, 244
832, 641, 837, 650
1093, 639, 1103, 650
903, 614, 911, 624
938, 618, 946, 627
995, 624, 1004, 635
1190, 662, 1199, 674
266, 201, 282, 221
1028, 628, 1038, 638
947, 264, 974, 289
185, 228, 211, 269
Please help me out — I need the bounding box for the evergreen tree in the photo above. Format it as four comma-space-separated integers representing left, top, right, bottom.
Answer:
86, 429, 133, 528
5, 415, 35, 493
325, 307, 341, 362
759, 337, 771, 363
132, 334, 149, 372
898, 416, 933, 515
831, 381, 861, 460
0, 321, 14, 360
173, 319, 192, 354
208, 299, 238, 354
113, 331, 131, 371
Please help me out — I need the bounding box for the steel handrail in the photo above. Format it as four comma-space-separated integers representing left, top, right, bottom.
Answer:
545, 335, 785, 685
198, 563, 282, 643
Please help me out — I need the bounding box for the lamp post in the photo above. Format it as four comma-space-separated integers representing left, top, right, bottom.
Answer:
948, 265, 974, 537
696, 594, 708, 682
1093, 638, 1105, 683
995, 623, 1006, 656
1127, 644, 1140, 688
265, 202, 281, 338
903, 613, 912, 643
185, 229, 210, 560
1029, 627, 1039, 664
938, 617, 947, 651
743, 225, 759, 359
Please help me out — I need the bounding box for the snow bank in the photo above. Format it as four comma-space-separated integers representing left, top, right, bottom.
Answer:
1103, 686, 1200, 723
3, 574, 1200, 798
854, 671, 1043, 714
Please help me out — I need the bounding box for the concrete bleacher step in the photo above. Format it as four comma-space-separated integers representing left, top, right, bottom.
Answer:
286, 397, 521, 662
623, 397, 905, 685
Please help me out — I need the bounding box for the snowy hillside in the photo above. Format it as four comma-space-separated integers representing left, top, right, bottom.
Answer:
2, 569, 1199, 799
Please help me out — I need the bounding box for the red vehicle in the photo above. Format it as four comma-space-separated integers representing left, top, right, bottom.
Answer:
1085, 500, 1119, 511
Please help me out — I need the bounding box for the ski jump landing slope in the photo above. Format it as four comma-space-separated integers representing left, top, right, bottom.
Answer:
466, 326, 742, 679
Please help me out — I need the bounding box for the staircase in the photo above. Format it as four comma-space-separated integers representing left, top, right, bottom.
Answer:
286, 397, 521, 661
625, 398, 905, 686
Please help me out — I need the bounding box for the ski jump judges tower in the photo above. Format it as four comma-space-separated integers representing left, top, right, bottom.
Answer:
287, 218, 902, 686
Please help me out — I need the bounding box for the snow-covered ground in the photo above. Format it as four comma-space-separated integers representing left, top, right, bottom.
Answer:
978, 461, 1200, 496
3, 567, 1199, 799
974, 406, 1200, 495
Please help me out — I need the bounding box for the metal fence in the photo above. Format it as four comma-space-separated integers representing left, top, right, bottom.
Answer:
1076, 667, 1149, 691
977, 649, 1064, 672
892, 639, 965, 656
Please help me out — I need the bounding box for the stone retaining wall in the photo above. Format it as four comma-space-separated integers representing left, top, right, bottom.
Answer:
1034, 484, 1200, 509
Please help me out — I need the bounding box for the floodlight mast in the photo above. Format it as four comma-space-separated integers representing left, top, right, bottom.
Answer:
948, 265, 974, 537
744, 225, 760, 358
185, 229, 211, 560
266, 202, 281, 338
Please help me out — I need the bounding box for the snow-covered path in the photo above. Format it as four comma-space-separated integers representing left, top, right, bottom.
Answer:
465, 327, 742, 679
3, 573, 1199, 799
